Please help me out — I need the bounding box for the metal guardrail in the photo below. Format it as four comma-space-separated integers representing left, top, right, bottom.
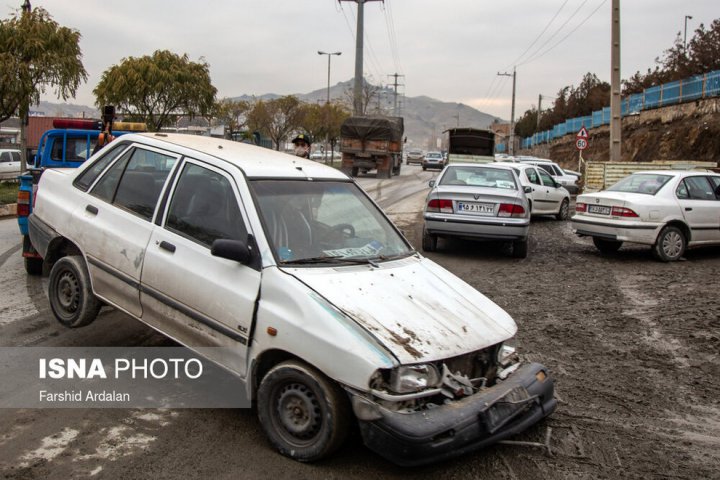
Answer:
522, 70, 720, 149
582, 160, 717, 192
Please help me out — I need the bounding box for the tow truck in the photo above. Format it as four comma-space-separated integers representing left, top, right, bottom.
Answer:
17, 116, 145, 274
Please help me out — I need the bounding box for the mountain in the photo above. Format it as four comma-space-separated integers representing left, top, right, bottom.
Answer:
36, 79, 504, 148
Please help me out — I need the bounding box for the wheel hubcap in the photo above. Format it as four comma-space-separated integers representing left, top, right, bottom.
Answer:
662, 231, 683, 258
276, 383, 321, 441
57, 271, 79, 313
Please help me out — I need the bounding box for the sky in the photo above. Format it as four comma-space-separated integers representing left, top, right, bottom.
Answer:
5, 0, 718, 121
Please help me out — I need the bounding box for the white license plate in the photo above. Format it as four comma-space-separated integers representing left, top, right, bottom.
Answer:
457, 202, 495, 215
588, 205, 611, 215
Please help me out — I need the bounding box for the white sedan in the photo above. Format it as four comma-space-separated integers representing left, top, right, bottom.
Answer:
571, 170, 720, 261
0, 148, 22, 180
509, 164, 570, 220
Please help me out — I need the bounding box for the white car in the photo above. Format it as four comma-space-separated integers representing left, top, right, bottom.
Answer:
29, 133, 555, 465
509, 164, 570, 220
571, 170, 720, 261
517, 158, 579, 194
0, 148, 22, 180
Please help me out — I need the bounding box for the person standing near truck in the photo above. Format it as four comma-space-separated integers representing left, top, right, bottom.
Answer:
291, 133, 312, 158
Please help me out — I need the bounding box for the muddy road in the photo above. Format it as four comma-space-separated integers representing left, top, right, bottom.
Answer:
1, 164, 719, 479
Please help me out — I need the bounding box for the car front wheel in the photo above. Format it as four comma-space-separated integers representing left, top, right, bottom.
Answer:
653, 225, 686, 262
257, 360, 350, 462
48, 255, 101, 328
556, 198, 570, 221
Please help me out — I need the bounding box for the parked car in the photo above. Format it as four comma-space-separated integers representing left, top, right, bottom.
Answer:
571, 170, 720, 261
423, 163, 530, 257
509, 164, 570, 220
517, 158, 579, 194
28, 133, 555, 466
422, 151, 445, 171
0, 148, 22, 180
405, 148, 424, 165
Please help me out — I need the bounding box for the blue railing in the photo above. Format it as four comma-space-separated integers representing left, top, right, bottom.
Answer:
521, 69, 720, 149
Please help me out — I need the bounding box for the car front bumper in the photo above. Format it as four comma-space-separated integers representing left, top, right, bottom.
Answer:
571, 216, 660, 245
425, 214, 529, 241
356, 362, 556, 466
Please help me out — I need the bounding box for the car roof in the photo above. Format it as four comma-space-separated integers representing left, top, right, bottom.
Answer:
116, 133, 348, 180
632, 170, 711, 177
447, 162, 517, 171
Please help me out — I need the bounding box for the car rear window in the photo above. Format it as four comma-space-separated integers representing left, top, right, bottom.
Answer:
440, 166, 517, 190
608, 174, 672, 195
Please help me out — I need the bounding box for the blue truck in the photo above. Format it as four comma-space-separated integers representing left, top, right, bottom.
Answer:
17, 117, 144, 274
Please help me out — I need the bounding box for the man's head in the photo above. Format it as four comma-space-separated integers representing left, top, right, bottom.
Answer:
291, 134, 312, 157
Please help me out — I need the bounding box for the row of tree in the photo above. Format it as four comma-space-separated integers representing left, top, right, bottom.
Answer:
514, 18, 720, 138
0, 7, 355, 152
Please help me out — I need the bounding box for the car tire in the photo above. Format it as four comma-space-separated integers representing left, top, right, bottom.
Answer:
422, 226, 437, 252
652, 225, 686, 262
24, 257, 43, 275
257, 360, 350, 463
512, 239, 528, 258
592, 237, 622, 254
556, 198, 570, 221
48, 255, 101, 328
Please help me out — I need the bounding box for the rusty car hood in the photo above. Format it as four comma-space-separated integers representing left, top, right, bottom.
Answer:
284, 256, 517, 364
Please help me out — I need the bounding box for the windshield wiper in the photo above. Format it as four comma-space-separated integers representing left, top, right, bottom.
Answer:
280, 255, 377, 266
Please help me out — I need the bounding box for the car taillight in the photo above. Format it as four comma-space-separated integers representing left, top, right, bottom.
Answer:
611, 206, 638, 217
498, 203, 525, 217
576, 202, 587, 213
17, 190, 30, 217
427, 199, 453, 213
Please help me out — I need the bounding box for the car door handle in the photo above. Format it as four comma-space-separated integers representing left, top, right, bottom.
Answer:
85, 205, 98, 215
159, 241, 176, 253
685, 207, 693, 211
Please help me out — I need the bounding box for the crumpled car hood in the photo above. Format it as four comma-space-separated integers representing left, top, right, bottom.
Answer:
284, 256, 517, 365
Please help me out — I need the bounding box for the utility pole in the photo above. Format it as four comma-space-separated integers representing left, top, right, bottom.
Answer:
610, 0, 621, 162
318, 51, 341, 163
684, 15, 693, 51
19, 0, 32, 173
388, 73, 404, 116
340, 0, 382, 116
318, 51, 341, 104
537, 94, 543, 132
497, 67, 517, 155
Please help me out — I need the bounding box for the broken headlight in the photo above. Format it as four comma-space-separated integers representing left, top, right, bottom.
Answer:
388, 364, 441, 393
497, 339, 518, 368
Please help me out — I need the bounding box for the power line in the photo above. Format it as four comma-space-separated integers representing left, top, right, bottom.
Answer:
504, 0, 570, 69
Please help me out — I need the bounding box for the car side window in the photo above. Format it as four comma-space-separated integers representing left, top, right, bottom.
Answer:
526, 168, 541, 185
74, 144, 128, 191
90, 149, 132, 202
684, 176, 715, 201
165, 163, 248, 248
537, 169, 555, 187
676, 181, 689, 199
0, 152, 10, 162
708, 176, 720, 199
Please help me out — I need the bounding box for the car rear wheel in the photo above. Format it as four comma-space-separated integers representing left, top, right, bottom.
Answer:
653, 225, 685, 262
422, 226, 437, 252
257, 360, 350, 462
592, 237, 622, 254
48, 255, 101, 328
556, 199, 570, 221
512, 239, 528, 258
24, 257, 43, 275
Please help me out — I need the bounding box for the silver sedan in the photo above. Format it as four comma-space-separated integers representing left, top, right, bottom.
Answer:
423, 163, 531, 258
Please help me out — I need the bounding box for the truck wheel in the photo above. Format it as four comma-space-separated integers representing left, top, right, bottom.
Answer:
24, 257, 43, 275
593, 237, 622, 254
422, 226, 437, 252
48, 255, 101, 328
257, 360, 350, 462
652, 225, 685, 262
511, 239, 528, 258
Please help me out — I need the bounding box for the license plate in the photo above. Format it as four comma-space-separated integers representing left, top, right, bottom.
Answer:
588, 204, 611, 215
457, 202, 495, 215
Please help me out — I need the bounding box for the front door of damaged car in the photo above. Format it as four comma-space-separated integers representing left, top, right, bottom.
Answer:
676, 176, 720, 243
141, 161, 259, 377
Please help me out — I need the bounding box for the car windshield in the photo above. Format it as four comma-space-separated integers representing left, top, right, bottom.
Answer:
608, 173, 672, 195
250, 180, 413, 265
439, 166, 518, 190
426, 153, 442, 159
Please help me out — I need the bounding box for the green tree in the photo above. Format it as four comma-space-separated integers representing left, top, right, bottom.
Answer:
246, 96, 303, 150
94, 50, 216, 131
514, 107, 538, 138
213, 98, 251, 139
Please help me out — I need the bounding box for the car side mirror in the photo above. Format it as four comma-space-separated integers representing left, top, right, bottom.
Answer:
524, 186, 532, 194
211, 239, 251, 265
428, 180, 435, 188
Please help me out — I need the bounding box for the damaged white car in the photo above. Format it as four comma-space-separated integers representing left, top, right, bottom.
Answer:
28, 133, 556, 466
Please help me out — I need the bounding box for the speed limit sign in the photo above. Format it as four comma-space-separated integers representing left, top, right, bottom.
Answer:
576, 138, 588, 150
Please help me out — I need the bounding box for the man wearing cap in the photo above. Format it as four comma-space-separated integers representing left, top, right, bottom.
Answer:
291, 134, 312, 159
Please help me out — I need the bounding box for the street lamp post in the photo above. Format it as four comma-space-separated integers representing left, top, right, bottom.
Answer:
318, 51, 341, 163
684, 15, 693, 51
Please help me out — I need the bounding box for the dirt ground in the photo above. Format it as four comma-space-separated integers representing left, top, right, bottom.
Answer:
1, 166, 719, 479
